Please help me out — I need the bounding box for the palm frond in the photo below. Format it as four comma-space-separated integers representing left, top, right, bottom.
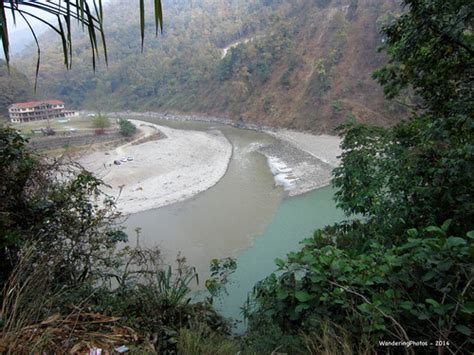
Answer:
1, 0, 163, 84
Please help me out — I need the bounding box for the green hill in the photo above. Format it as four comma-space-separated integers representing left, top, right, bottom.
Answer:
16, 0, 404, 131
0, 60, 32, 120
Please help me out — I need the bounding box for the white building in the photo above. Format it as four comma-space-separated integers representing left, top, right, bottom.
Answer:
8, 100, 72, 123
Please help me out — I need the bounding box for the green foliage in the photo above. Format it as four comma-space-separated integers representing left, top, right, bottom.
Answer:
305, 58, 332, 102
91, 114, 111, 128
1, 0, 163, 77
0, 126, 125, 286
219, 51, 235, 81
205, 257, 237, 301
25, 0, 288, 111
248, 226, 473, 348
373, 0, 473, 117
246, 0, 474, 352
346, 110, 356, 123
333, 123, 390, 217
335, 115, 474, 237
118, 118, 137, 137
153, 259, 198, 307
242, 318, 308, 354
0, 126, 233, 352
218, 28, 291, 89
177, 323, 240, 355
331, 100, 342, 114
328, 13, 348, 65
336, 0, 473, 236
15, 0, 399, 128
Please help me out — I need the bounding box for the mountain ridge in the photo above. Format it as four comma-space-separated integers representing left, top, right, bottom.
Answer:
0, 60, 32, 120
14, 0, 406, 132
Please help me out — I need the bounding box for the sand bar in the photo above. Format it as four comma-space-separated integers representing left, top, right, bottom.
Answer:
268, 130, 342, 167
261, 130, 342, 196
78, 120, 232, 215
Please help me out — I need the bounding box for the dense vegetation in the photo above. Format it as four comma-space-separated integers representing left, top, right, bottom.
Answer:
0, 60, 32, 120
245, 0, 474, 353
0, 126, 237, 352
18, 0, 403, 131
1, 0, 472, 353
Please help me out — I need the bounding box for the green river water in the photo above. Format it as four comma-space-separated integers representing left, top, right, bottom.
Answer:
123, 118, 344, 330
215, 185, 344, 331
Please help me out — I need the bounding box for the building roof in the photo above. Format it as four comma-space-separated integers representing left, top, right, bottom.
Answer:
8, 100, 64, 109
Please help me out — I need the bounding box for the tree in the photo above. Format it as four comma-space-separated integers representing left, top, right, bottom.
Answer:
0, 126, 126, 286
91, 113, 110, 129
118, 118, 137, 137
373, 0, 473, 117
343, 0, 474, 235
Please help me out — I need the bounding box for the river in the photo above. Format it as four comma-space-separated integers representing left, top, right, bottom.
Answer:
122, 118, 344, 329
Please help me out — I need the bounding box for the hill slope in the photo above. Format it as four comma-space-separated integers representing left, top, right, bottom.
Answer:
16, 0, 404, 131
0, 60, 32, 120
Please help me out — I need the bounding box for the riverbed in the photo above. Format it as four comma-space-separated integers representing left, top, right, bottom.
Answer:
123, 120, 284, 278
120, 117, 344, 331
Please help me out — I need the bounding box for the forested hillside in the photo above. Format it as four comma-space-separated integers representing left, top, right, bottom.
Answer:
0, 60, 32, 120
16, 0, 403, 131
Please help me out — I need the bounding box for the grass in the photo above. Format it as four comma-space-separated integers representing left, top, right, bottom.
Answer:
177, 323, 240, 355
11, 116, 118, 136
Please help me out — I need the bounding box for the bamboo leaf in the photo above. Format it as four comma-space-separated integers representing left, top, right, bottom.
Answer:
140, 0, 145, 51
18, 10, 40, 91
8, 0, 16, 26
66, 0, 72, 62
2, 0, 162, 77
57, 15, 69, 68
154, 0, 163, 35
93, 0, 107, 65
0, 1, 10, 67
84, 2, 98, 70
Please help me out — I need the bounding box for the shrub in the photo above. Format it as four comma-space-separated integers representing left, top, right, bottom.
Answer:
248, 224, 473, 352
0, 126, 234, 353
91, 114, 111, 129
177, 323, 240, 355
280, 70, 291, 89
263, 94, 272, 113
331, 100, 342, 114
118, 118, 137, 137
0, 126, 125, 286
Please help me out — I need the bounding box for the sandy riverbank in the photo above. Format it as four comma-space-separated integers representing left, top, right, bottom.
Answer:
260, 130, 342, 196
76, 111, 342, 213
269, 130, 342, 167
77, 120, 232, 215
